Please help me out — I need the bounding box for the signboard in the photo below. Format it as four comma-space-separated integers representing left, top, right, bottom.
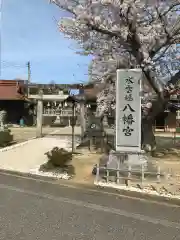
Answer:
116, 69, 141, 152
69, 89, 80, 96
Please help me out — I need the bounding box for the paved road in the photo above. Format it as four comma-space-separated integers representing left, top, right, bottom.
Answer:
0, 173, 180, 239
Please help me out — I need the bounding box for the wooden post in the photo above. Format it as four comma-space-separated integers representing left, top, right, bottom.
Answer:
116, 160, 120, 184
36, 98, 43, 138
89, 137, 93, 152
106, 167, 109, 183
127, 165, 132, 186
71, 100, 76, 153
141, 164, 145, 186
95, 163, 100, 183
79, 101, 86, 138
157, 165, 161, 183
100, 136, 104, 153
68, 117, 71, 127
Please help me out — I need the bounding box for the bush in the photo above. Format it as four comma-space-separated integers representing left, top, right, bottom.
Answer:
45, 147, 72, 168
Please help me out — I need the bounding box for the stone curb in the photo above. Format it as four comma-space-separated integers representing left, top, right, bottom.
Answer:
0, 168, 180, 206
0, 130, 80, 153
0, 168, 59, 182
0, 130, 51, 153
60, 181, 180, 206
0, 137, 37, 153
93, 183, 180, 206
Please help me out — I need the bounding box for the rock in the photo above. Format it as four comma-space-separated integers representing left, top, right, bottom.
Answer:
107, 152, 119, 170
0, 129, 13, 146
99, 154, 108, 166
127, 153, 148, 171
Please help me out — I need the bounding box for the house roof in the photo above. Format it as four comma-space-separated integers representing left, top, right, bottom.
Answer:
0, 79, 26, 85
0, 80, 26, 100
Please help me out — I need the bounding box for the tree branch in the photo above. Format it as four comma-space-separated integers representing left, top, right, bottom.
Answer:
153, 45, 170, 62
173, 33, 180, 42
50, 0, 75, 14
170, 17, 180, 37
124, 5, 164, 99
162, 1, 180, 16
156, 7, 170, 37
87, 23, 129, 49
87, 24, 118, 38
150, 13, 180, 58
168, 70, 180, 85
126, 5, 142, 61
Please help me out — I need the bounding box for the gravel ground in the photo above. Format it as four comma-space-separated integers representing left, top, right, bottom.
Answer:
0, 137, 79, 173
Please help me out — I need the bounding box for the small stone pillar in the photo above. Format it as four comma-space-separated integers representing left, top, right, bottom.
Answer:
103, 115, 109, 127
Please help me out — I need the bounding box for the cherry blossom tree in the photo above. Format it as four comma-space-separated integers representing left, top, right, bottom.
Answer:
50, 0, 180, 151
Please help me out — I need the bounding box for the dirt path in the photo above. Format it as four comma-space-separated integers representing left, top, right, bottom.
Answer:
69, 151, 101, 185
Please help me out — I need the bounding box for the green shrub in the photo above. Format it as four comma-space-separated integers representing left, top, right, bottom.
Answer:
45, 147, 72, 168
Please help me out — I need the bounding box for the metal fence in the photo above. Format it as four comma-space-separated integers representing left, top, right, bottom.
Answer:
94, 156, 180, 195
95, 162, 160, 185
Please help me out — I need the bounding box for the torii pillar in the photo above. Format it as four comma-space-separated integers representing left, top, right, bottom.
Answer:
36, 92, 43, 138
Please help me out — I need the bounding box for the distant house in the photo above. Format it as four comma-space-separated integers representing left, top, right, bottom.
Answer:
0, 79, 33, 124
0, 79, 26, 100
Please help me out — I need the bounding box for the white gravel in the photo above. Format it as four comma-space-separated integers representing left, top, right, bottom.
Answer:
94, 181, 180, 200
30, 167, 72, 180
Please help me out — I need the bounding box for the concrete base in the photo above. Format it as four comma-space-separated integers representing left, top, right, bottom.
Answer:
107, 150, 148, 171
0, 129, 13, 146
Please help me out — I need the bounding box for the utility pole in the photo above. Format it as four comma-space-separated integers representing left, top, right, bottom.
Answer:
79, 84, 86, 138
27, 61, 31, 96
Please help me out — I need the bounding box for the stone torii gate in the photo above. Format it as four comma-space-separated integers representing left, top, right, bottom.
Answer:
28, 83, 87, 139
28, 92, 69, 137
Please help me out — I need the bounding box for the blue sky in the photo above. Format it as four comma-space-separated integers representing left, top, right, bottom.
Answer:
0, 0, 91, 83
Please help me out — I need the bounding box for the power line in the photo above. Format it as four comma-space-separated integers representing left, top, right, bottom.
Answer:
0, 61, 27, 71
1, 60, 26, 67
27, 61, 31, 96
1, 65, 26, 69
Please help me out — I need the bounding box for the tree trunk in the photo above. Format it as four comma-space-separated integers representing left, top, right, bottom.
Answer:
141, 98, 167, 152
141, 117, 156, 152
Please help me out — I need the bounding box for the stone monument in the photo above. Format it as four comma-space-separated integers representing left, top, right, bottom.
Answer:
107, 69, 147, 171
0, 110, 7, 130
0, 110, 13, 146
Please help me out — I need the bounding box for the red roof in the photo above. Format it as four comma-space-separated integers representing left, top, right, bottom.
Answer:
0, 80, 26, 100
